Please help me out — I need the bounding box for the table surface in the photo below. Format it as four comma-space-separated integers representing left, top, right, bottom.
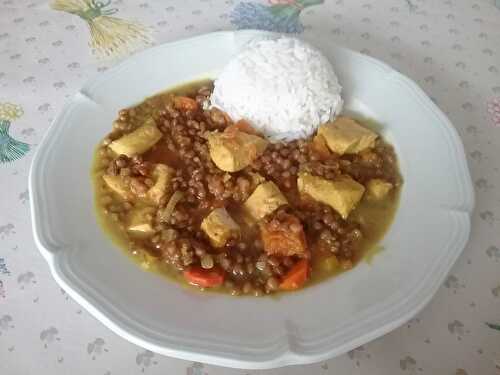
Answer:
1, 0, 500, 374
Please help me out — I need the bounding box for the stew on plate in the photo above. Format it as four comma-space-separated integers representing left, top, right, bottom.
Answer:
92, 81, 401, 296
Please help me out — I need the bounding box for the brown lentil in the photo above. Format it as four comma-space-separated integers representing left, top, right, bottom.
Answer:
94, 80, 401, 296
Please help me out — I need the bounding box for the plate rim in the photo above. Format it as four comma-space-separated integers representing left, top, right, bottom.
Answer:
29, 30, 474, 369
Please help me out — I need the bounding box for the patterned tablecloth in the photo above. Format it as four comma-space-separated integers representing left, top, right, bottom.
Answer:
1, 0, 500, 374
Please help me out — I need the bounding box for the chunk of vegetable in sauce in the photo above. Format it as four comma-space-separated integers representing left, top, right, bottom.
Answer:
260, 213, 307, 257
279, 259, 309, 290
183, 266, 225, 288
173, 96, 198, 111
311, 134, 331, 160
158, 190, 183, 223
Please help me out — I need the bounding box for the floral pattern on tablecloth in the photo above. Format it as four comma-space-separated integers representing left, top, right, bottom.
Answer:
1, 0, 500, 374
50, 0, 153, 59
0, 102, 30, 163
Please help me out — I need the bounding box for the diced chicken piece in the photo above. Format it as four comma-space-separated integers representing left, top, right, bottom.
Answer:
127, 206, 156, 236
146, 164, 175, 205
316, 255, 340, 273
242, 172, 266, 193
243, 181, 288, 221
318, 117, 377, 155
207, 130, 268, 172
137, 250, 159, 270
297, 172, 365, 219
260, 213, 307, 257
201, 207, 240, 247
109, 118, 162, 156
247, 172, 266, 187
102, 174, 134, 200
366, 179, 393, 200
104, 163, 174, 205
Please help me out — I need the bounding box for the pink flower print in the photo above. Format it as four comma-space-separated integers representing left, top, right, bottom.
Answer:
487, 97, 500, 127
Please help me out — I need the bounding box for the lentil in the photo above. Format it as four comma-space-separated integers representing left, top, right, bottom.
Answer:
93, 80, 401, 296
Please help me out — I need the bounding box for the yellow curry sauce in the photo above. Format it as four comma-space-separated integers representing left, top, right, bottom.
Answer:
92, 81, 401, 296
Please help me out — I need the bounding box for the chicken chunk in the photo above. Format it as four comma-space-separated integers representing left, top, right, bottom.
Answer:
247, 172, 266, 187
366, 179, 393, 200
243, 181, 288, 221
109, 118, 162, 156
104, 163, 174, 205
297, 172, 365, 219
207, 130, 268, 172
201, 207, 240, 247
146, 164, 175, 205
260, 213, 307, 257
127, 206, 156, 236
318, 117, 377, 155
102, 174, 134, 201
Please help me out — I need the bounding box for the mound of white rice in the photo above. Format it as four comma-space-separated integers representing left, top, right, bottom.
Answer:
210, 36, 343, 141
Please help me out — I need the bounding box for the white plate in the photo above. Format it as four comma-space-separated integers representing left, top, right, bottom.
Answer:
29, 30, 474, 369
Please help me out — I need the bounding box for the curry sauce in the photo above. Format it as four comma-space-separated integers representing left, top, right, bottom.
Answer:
92, 80, 401, 296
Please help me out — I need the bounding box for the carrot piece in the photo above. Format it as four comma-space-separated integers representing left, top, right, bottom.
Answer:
280, 259, 309, 290
225, 119, 259, 136
260, 213, 307, 257
173, 96, 198, 111
311, 134, 331, 160
183, 266, 225, 288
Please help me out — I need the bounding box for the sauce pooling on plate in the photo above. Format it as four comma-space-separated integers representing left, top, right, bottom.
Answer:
92, 81, 401, 296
